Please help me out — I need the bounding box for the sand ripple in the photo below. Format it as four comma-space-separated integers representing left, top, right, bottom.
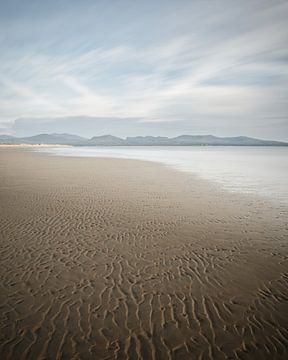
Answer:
0, 149, 288, 359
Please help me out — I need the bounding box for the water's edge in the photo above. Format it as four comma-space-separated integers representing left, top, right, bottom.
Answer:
35, 146, 288, 205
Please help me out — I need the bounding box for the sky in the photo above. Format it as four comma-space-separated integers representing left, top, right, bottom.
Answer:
0, 0, 287, 140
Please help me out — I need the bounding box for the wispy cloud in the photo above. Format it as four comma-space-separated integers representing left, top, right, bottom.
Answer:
0, 0, 287, 139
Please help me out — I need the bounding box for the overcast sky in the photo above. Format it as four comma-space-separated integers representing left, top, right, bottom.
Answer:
0, 0, 287, 139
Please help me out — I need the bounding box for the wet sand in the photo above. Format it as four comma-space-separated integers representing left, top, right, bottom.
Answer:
0, 148, 287, 359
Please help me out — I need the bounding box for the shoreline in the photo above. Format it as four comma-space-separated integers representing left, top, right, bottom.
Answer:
0, 143, 72, 148
0, 148, 287, 359
32, 145, 288, 208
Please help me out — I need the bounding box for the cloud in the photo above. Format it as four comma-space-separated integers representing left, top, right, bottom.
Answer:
0, 0, 287, 139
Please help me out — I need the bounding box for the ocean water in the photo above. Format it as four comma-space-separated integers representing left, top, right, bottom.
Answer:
36, 146, 288, 204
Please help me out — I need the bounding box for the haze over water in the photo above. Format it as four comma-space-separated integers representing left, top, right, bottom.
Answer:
38, 146, 288, 205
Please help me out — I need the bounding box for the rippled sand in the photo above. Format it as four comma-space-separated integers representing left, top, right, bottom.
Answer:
0, 149, 287, 359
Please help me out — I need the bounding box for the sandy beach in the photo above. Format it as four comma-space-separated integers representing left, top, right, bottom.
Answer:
0, 144, 72, 148
0, 148, 287, 360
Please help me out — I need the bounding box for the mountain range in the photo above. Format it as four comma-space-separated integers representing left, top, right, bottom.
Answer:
0, 133, 287, 146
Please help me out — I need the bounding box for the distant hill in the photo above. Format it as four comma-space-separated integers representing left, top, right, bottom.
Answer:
89, 135, 126, 146
0, 135, 19, 144
1, 133, 287, 146
167, 135, 287, 146
0, 133, 87, 145
126, 136, 170, 145
20, 133, 87, 145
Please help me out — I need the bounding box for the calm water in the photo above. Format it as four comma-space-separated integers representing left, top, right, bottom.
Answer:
36, 146, 288, 204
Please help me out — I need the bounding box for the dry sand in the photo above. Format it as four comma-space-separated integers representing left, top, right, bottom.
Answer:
0, 148, 287, 360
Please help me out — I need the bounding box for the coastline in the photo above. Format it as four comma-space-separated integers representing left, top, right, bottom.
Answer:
0, 144, 72, 148
0, 148, 287, 359
34, 145, 288, 207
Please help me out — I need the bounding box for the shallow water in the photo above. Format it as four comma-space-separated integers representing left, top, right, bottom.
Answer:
36, 146, 288, 204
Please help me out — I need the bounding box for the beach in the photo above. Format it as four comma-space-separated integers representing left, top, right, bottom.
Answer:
0, 148, 287, 359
